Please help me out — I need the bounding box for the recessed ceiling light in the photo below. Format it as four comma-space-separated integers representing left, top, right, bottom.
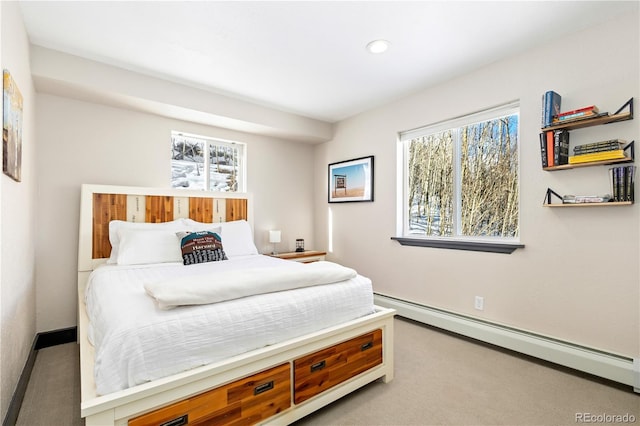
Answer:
366, 39, 390, 54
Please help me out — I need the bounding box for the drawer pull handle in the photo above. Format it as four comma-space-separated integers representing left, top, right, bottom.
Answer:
310, 360, 326, 372
160, 414, 188, 426
254, 380, 274, 395
361, 341, 373, 351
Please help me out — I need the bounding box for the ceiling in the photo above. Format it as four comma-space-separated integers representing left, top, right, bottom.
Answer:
19, 1, 637, 123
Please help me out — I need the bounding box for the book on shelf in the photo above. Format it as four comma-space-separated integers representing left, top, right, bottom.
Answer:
610, 168, 618, 201
550, 111, 609, 125
562, 194, 611, 204
573, 139, 626, 155
553, 110, 601, 123
540, 129, 569, 167
609, 165, 636, 202
553, 129, 569, 165
546, 130, 554, 167
556, 105, 599, 118
617, 167, 625, 201
539, 132, 548, 168
541, 91, 561, 128
626, 165, 636, 202
568, 149, 626, 164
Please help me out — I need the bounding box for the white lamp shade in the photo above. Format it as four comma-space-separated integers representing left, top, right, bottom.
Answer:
269, 230, 281, 243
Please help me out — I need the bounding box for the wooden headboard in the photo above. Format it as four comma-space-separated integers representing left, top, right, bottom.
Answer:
78, 184, 253, 272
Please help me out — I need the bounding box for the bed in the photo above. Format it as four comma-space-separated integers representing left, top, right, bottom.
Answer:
78, 184, 395, 425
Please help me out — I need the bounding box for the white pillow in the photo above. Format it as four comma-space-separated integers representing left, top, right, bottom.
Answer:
116, 228, 183, 265
107, 219, 185, 264
182, 219, 258, 257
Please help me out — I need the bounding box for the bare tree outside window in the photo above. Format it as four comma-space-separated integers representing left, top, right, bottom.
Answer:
208, 142, 239, 192
172, 137, 205, 188
408, 130, 454, 236
460, 116, 519, 237
404, 107, 519, 240
171, 132, 245, 192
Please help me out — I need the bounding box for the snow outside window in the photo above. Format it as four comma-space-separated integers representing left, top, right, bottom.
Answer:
399, 101, 520, 242
171, 131, 246, 192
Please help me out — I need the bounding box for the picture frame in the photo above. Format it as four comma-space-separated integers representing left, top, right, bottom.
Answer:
328, 155, 374, 203
3, 69, 23, 182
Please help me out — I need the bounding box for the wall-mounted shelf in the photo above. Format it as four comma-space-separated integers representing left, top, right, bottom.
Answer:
543, 202, 632, 208
541, 98, 633, 132
543, 141, 634, 171
540, 97, 634, 206
542, 188, 633, 207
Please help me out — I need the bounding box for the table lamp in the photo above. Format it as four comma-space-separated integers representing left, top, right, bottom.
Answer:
269, 230, 281, 255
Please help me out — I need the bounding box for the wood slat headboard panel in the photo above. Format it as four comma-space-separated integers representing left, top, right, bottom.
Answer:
81, 185, 252, 266
189, 198, 214, 223
227, 198, 247, 222
146, 196, 174, 223
92, 194, 127, 259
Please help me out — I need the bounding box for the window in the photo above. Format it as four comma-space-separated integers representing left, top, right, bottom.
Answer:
171, 131, 246, 192
397, 102, 522, 253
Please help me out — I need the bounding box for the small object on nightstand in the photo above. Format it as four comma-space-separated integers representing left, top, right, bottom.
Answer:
295, 239, 305, 252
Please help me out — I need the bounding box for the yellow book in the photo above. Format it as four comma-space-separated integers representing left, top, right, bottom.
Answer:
568, 149, 626, 164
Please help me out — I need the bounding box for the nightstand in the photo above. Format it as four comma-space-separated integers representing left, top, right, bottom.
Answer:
269, 250, 326, 263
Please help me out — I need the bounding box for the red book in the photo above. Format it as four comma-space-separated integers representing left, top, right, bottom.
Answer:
546, 131, 555, 167
557, 105, 599, 117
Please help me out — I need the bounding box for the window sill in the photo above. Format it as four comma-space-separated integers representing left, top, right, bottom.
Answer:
391, 237, 524, 254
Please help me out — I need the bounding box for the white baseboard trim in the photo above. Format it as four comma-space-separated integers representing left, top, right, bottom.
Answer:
374, 293, 639, 391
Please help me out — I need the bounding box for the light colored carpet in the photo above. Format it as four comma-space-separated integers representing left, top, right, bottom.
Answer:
294, 318, 639, 425
15, 342, 82, 426
15, 318, 639, 426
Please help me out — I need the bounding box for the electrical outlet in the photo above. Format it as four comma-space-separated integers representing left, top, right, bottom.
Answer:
474, 296, 484, 311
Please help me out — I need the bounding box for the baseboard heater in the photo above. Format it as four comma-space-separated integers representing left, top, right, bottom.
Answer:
374, 293, 639, 393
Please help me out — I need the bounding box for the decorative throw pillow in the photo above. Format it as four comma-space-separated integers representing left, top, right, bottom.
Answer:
182, 219, 259, 257
177, 230, 228, 265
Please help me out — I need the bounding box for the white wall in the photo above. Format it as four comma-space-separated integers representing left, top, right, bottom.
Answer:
0, 2, 37, 419
35, 94, 315, 331
315, 11, 639, 357
31, 46, 333, 144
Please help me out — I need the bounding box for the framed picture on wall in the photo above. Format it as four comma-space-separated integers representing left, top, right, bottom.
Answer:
3, 69, 23, 182
328, 155, 374, 203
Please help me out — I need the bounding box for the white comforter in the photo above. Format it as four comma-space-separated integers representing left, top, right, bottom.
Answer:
144, 261, 357, 309
85, 255, 374, 395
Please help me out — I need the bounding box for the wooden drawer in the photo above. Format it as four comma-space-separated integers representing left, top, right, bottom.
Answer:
294, 329, 383, 404
129, 363, 291, 426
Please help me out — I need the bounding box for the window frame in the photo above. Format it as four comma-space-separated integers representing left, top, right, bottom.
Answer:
395, 101, 524, 254
171, 131, 247, 193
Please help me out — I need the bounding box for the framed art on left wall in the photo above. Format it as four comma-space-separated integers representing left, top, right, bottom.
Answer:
3, 69, 23, 182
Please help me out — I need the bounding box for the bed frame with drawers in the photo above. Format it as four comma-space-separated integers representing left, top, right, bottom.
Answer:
78, 184, 395, 426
